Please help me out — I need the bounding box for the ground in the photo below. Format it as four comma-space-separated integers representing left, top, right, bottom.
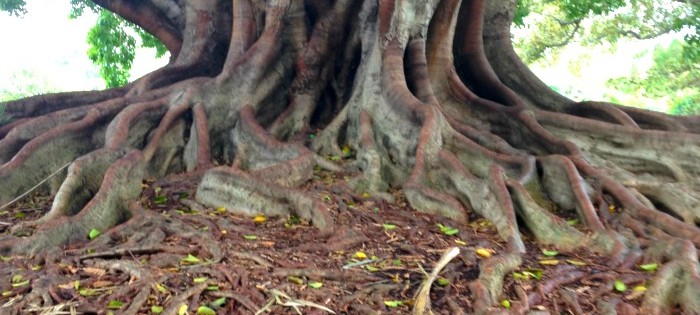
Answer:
0, 164, 663, 314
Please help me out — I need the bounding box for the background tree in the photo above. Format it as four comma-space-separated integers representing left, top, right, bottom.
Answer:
1, 0, 699, 314
514, 0, 700, 113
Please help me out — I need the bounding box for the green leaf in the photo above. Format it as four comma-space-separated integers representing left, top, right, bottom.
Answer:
181, 254, 201, 265
437, 223, 459, 236
11, 280, 29, 287
614, 279, 627, 292
541, 249, 559, 256
153, 195, 168, 205
210, 297, 227, 308
156, 283, 167, 294
151, 306, 164, 314
436, 277, 450, 286
79, 288, 98, 296
639, 263, 658, 272
197, 306, 216, 315
11, 274, 22, 283
382, 223, 397, 230
288, 276, 304, 285
308, 282, 323, 289
522, 269, 543, 280
193, 277, 208, 284
500, 299, 511, 309
88, 228, 101, 240
206, 285, 219, 291
107, 300, 124, 309
243, 235, 258, 240
365, 265, 379, 272
566, 219, 579, 226
384, 300, 403, 307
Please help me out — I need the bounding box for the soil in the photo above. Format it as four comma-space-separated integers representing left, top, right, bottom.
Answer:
0, 166, 660, 314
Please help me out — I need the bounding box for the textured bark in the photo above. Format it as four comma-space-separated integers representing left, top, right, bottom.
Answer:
1, 0, 699, 313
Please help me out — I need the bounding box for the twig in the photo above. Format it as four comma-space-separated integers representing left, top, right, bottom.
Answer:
0, 162, 71, 211
413, 247, 460, 315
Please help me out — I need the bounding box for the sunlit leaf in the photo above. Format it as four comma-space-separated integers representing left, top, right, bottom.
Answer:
11, 280, 28, 287
523, 269, 543, 280
383, 223, 397, 230
206, 285, 219, 291
436, 277, 450, 286
476, 248, 492, 258
79, 288, 98, 296
614, 279, 627, 292
633, 285, 647, 292
156, 283, 167, 294
151, 306, 164, 314
2, 291, 12, 297
308, 282, 323, 289
365, 265, 379, 272
539, 259, 559, 265
566, 259, 587, 266
178, 304, 188, 315
11, 275, 22, 283
454, 239, 467, 246
107, 300, 124, 309
437, 223, 459, 236
181, 254, 201, 265
541, 249, 558, 256
566, 219, 579, 225
500, 299, 511, 309
341, 145, 351, 156
384, 300, 403, 307
253, 215, 266, 224
353, 251, 367, 259
194, 277, 208, 284
243, 235, 258, 240
513, 272, 528, 280
639, 263, 658, 271
288, 276, 304, 285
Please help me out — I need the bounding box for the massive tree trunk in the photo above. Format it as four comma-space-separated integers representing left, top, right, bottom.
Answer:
1, 0, 699, 313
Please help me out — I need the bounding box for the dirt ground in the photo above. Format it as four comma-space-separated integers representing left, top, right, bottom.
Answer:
0, 167, 662, 314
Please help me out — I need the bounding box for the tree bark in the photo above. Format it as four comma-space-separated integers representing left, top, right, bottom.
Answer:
0, 0, 698, 313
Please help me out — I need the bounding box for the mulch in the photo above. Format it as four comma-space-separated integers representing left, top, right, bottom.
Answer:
0, 167, 658, 314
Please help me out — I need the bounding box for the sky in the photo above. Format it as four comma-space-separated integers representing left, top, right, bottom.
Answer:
0, 0, 166, 95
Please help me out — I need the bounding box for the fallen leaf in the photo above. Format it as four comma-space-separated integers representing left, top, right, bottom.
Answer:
436, 277, 450, 286
538, 259, 560, 265
614, 279, 627, 292
566, 259, 587, 266
639, 263, 658, 272
181, 254, 201, 265
288, 276, 304, 285
151, 306, 164, 314
308, 282, 323, 289
500, 299, 511, 309
243, 235, 258, 240
382, 223, 397, 230
454, 239, 467, 246
253, 215, 267, 224
178, 304, 188, 315
194, 277, 208, 284
107, 300, 124, 310
211, 297, 227, 307
384, 300, 403, 307
541, 249, 558, 256
353, 251, 367, 259
476, 248, 492, 258
88, 229, 101, 240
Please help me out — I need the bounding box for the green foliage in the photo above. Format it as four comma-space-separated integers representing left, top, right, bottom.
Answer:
69, 0, 168, 87
607, 40, 699, 115
87, 10, 136, 88
514, 0, 699, 64
0, 0, 26, 16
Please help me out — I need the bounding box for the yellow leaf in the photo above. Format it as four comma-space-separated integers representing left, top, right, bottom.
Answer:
361, 192, 371, 198
475, 248, 492, 258
178, 304, 188, 315
566, 259, 587, 266
216, 207, 226, 213
353, 251, 367, 259
633, 285, 647, 292
341, 145, 351, 156
539, 259, 560, 265
253, 215, 267, 224
455, 240, 467, 246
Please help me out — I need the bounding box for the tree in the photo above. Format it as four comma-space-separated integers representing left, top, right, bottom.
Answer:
1, 0, 699, 313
